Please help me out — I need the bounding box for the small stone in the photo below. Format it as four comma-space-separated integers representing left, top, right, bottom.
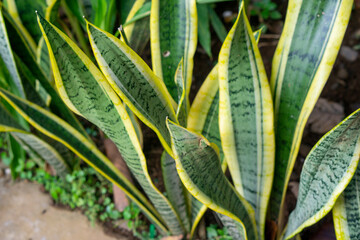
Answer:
222, 10, 232, 18
337, 67, 349, 79
222, 11, 234, 23
340, 46, 358, 62
4, 168, 11, 175
162, 50, 170, 57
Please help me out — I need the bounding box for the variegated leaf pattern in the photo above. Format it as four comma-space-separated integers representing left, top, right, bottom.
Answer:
187, 65, 225, 237
123, 0, 151, 54
13, 132, 70, 177
188, 65, 222, 158
186, 30, 261, 237
217, 213, 246, 240
161, 151, 191, 232
167, 120, 257, 240
0, 6, 24, 97
36, 0, 61, 80
283, 109, 360, 239
0, 88, 167, 233
332, 149, 360, 240
86, 21, 177, 156
269, 0, 353, 222
37, 15, 184, 235
150, 0, 197, 101
125, 105, 143, 147
174, 59, 187, 126
2, 8, 88, 138
218, 4, 274, 239
37, 37, 51, 81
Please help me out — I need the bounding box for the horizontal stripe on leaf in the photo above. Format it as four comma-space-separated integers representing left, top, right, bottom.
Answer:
0, 88, 167, 233
38, 14, 184, 235
86, 21, 177, 156
167, 120, 257, 240
284, 109, 360, 239
269, 0, 353, 222
332, 142, 360, 240
218, 4, 274, 239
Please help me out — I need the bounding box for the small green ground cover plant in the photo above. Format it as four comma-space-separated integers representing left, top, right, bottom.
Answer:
207, 224, 232, 240
13, 158, 159, 239
17, 160, 134, 225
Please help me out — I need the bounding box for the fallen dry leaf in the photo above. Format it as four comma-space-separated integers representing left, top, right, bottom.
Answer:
307, 98, 344, 134
288, 181, 299, 199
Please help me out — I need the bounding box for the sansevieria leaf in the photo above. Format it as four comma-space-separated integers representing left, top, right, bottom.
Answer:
123, 0, 151, 54
4, 0, 45, 44
0, 103, 68, 174
167, 120, 257, 240
0, 127, 70, 177
2, 8, 88, 138
0, 5, 24, 98
0, 88, 167, 233
283, 109, 360, 239
150, 0, 197, 101
37, 14, 184, 235
86, 21, 177, 156
161, 151, 191, 232
208, 6, 227, 43
269, 0, 353, 223
187, 65, 226, 237
14, 55, 47, 108
197, 3, 211, 57
36, 0, 61, 80
218, 4, 274, 239
186, 30, 261, 237
332, 150, 360, 240
174, 59, 187, 126
3, 0, 38, 51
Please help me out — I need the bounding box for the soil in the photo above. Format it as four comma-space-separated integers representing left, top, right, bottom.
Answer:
0, 176, 126, 240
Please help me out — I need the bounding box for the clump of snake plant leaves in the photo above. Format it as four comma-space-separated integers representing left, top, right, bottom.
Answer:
0, 0, 359, 239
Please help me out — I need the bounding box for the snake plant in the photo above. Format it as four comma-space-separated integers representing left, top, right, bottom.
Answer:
0, 0, 359, 239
